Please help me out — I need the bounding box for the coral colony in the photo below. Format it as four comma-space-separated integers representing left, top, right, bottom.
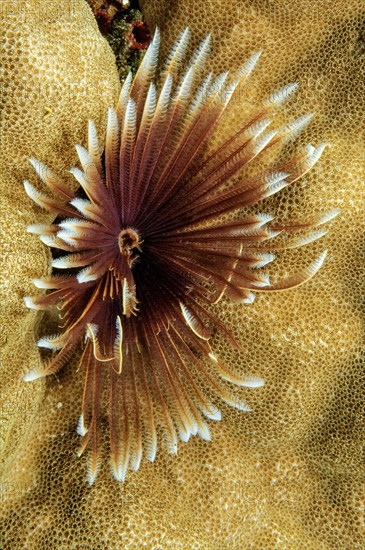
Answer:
23, 28, 338, 483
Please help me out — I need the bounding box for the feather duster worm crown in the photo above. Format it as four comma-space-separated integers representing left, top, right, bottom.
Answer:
23, 28, 338, 484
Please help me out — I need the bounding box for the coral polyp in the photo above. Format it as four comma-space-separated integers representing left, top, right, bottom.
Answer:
23, 28, 337, 484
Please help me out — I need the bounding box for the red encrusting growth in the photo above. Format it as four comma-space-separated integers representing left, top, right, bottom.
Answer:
23, 28, 338, 484
126, 20, 151, 50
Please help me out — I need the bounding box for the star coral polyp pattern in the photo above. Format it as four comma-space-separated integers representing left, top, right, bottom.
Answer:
23, 28, 337, 484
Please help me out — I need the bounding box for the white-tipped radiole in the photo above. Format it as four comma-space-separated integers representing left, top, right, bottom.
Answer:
23, 367, 47, 382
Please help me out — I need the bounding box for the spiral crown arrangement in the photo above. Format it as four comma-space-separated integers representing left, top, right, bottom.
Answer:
23, 28, 338, 484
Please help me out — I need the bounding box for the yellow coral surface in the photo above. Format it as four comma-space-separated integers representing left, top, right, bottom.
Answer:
1, 0, 364, 548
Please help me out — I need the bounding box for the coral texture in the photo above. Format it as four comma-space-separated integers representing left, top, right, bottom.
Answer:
1, 0, 364, 548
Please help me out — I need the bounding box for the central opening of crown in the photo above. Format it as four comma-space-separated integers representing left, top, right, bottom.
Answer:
118, 228, 142, 267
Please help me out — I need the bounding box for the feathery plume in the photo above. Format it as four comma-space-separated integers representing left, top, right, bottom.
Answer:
23, 28, 338, 483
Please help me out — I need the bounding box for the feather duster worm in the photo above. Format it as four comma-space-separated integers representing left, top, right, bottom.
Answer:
23, 28, 338, 484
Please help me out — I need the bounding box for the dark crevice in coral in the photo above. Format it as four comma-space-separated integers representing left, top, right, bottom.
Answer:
87, 0, 151, 83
